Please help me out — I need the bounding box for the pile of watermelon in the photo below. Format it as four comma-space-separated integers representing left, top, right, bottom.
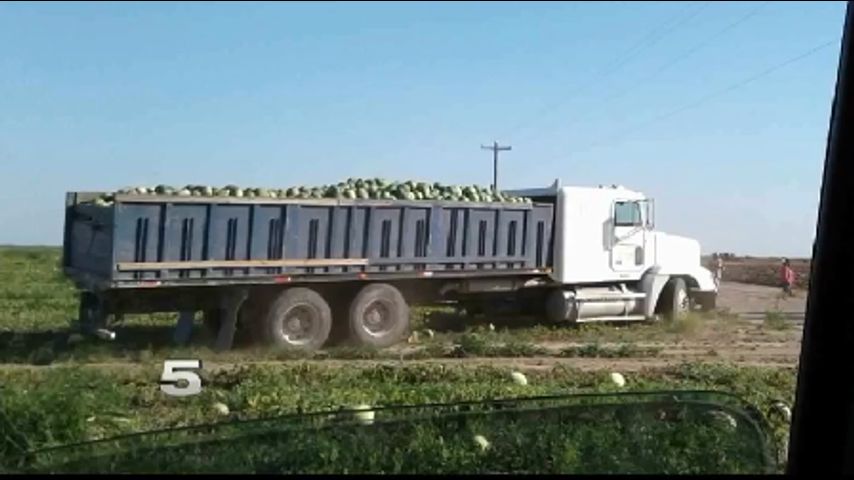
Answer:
87, 178, 532, 206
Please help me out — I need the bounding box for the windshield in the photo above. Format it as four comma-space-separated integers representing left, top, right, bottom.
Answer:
0, 0, 844, 475
15, 391, 777, 474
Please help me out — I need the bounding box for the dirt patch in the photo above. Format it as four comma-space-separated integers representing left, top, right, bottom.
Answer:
717, 281, 806, 316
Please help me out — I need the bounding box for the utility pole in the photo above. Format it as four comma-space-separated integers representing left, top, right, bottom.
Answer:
481, 141, 511, 192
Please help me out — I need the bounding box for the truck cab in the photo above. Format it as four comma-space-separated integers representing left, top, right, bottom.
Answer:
506, 179, 717, 322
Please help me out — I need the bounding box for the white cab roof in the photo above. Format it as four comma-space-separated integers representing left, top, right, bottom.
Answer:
504, 179, 646, 200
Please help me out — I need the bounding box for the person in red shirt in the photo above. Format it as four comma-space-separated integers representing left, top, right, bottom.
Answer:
781, 258, 796, 297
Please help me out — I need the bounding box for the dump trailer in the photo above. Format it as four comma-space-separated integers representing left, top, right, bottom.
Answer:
62, 179, 717, 351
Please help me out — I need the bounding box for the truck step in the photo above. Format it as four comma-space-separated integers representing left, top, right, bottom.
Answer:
576, 315, 648, 323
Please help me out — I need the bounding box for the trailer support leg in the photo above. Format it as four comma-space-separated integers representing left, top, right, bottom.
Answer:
173, 311, 196, 346
78, 292, 107, 336
215, 289, 248, 352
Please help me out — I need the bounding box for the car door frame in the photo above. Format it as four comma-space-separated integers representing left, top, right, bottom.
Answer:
610, 198, 649, 274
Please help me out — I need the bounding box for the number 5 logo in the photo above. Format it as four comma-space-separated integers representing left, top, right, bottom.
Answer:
160, 359, 203, 397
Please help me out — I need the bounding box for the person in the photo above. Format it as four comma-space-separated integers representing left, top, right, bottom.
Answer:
714, 254, 724, 288
708, 253, 724, 288
780, 258, 796, 297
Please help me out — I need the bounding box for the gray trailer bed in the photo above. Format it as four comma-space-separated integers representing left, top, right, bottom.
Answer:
63, 192, 555, 291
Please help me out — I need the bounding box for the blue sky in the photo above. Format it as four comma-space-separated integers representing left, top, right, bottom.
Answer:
0, 1, 846, 257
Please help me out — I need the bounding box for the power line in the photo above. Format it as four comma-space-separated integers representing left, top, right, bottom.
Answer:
597, 1, 713, 82
502, 1, 710, 140
629, 1, 771, 90
556, 37, 841, 160
513, 1, 771, 146
498, 1, 711, 141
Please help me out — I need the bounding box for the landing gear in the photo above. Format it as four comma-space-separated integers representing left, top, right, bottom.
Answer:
77, 292, 107, 334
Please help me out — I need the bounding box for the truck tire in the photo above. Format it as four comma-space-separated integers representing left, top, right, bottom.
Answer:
661, 277, 690, 321
348, 283, 410, 348
262, 288, 332, 351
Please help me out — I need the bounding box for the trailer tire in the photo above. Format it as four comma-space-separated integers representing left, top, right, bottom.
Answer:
263, 288, 332, 351
348, 283, 409, 349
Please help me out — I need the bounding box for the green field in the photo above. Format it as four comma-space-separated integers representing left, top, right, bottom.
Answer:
0, 247, 797, 473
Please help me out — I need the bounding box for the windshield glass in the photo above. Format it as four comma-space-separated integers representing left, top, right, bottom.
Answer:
14, 391, 776, 474
615, 201, 644, 227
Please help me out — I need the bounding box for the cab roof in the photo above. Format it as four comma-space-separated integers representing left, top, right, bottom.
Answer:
504, 178, 645, 199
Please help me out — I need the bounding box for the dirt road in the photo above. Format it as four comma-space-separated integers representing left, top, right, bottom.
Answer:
717, 281, 806, 319
418, 281, 807, 372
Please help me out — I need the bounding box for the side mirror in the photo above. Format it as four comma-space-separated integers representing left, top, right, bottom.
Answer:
645, 200, 655, 229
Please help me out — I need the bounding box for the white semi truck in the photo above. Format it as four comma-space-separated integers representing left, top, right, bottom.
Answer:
505, 180, 717, 324
63, 179, 717, 351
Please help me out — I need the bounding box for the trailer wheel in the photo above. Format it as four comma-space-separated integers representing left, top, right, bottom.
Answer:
348, 283, 409, 348
263, 288, 332, 351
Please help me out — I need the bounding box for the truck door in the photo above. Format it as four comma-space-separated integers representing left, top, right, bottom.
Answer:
610, 200, 648, 274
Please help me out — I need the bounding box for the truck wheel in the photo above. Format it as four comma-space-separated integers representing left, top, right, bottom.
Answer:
262, 288, 332, 351
662, 278, 690, 321
348, 283, 409, 348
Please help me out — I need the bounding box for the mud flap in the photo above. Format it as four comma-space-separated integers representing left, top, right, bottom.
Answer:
691, 289, 717, 311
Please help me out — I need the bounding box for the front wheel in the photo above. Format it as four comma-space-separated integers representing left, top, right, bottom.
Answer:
661, 277, 690, 321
